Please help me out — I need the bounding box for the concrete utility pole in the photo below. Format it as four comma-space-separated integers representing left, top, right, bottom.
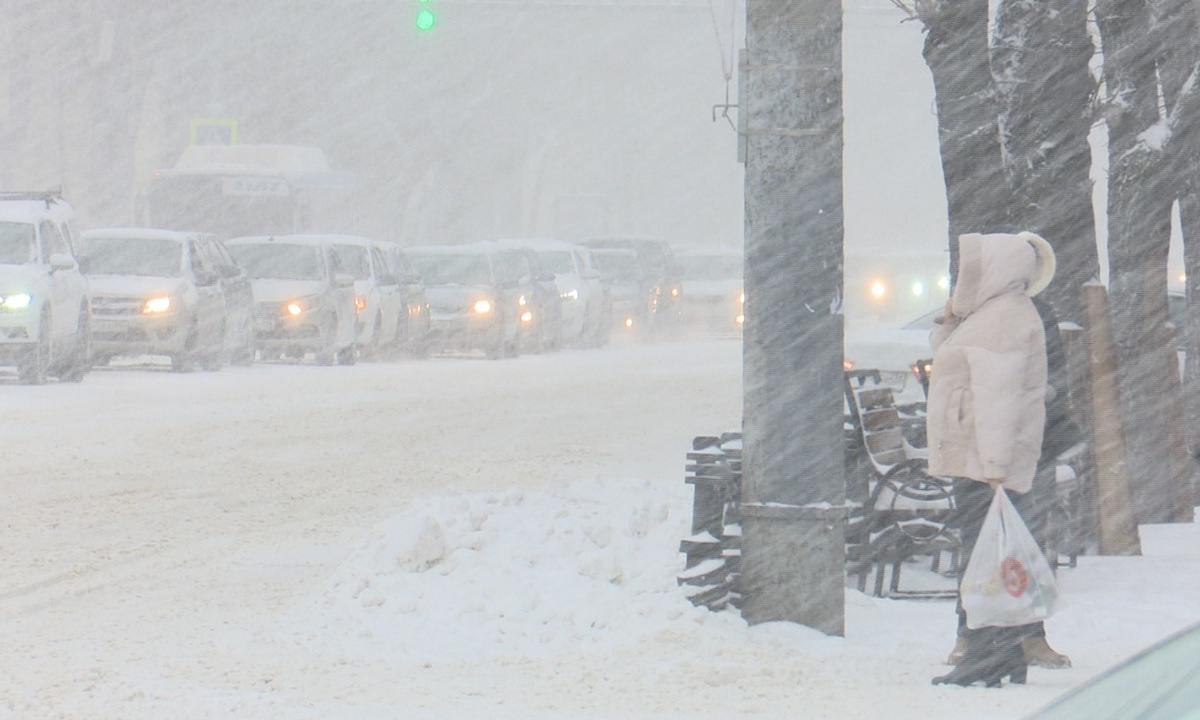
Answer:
740, 0, 845, 635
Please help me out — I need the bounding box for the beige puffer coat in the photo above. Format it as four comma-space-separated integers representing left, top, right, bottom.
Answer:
926, 233, 1047, 493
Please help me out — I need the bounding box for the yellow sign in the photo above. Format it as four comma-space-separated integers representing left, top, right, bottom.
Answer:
190, 118, 239, 146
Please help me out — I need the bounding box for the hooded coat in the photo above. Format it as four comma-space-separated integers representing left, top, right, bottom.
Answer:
926, 233, 1047, 493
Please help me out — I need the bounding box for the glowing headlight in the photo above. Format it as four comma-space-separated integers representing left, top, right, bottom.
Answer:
354, 296, 367, 313
518, 294, 529, 307
739, 291, 745, 305
1, 293, 32, 310
561, 289, 579, 301
670, 287, 680, 298
912, 281, 925, 297
285, 301, 306, 317
473, 299, 493, 315
520, 310, 533, 323
937, 276, 951, 291
142, 295, 173, 314
869, 281, 886, 300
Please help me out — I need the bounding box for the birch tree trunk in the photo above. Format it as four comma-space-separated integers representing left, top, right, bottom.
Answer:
992, 0, 1100, 325
1152, 0, 1200, 504
1096, 0, 1181, 524
918, 0, 1013, 282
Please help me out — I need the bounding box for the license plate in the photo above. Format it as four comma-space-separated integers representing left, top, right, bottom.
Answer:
93, 320, 125, 334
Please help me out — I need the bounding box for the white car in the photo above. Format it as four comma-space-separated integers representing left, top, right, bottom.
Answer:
497, 239, 608, 347
0, 191, 91, 384
325, 235, 403, 357
676, 247, 744, 333
79, 228, 230, 372
225, 235, 358, 365
843, 307, 940, 405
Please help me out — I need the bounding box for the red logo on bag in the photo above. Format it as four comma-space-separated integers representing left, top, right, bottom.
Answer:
1001, 557, 1029, 597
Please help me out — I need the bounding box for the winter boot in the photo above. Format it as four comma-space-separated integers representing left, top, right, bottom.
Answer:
1022, 635, 1072, 668
932, 627, 1027, 687
945, 636, 968, 665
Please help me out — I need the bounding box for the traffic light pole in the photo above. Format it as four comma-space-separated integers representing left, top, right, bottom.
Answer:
739, 0, 846, 635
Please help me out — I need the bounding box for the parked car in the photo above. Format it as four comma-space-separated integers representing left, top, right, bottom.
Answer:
194, 233, 256, 366
498, 238, 608, 347
494, 244, 564, 353
325, 234, 402, 358
590, 247, 654, 336
78, 228, 233, 372
376, 240, 431, 357
582, 235, 682, 335
224, 235, 358, 365
1023, 620, 1200, 719
406, 243, 523, 359
676, 247, 744, 333
0, 191, 91, 383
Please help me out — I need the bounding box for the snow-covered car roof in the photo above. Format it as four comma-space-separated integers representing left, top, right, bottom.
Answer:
227, 234, 364, 247
81, 227, 197, 242
0, 193, 75, 223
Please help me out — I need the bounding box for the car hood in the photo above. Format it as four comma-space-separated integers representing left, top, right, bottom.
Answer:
250, 278, 330, 303
87, 274, 184, 298
0, 263, 49, 293
425, 285, 493, 307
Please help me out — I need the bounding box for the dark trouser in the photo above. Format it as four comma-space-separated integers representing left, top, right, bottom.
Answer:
952, 477, 1048, 640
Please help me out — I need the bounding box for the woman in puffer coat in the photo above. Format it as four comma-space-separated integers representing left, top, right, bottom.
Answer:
926, 231, 1055, 687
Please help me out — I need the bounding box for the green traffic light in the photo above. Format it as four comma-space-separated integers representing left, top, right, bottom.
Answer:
416, 8, 435, 31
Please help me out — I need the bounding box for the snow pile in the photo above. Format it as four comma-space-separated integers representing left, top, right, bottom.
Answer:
300, 476, 709, 661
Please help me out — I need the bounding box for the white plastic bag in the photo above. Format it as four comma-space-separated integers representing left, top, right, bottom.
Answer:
961, 486, 1061, 629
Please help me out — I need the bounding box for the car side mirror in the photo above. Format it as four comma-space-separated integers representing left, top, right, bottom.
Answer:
334, 273, 355, 288
49, 253, 77, 273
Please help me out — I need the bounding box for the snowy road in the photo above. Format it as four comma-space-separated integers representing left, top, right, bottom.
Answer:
1, 340, 744, 717
2, 339, 1197, 719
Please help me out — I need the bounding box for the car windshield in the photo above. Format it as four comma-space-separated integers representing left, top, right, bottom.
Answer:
679, 254, 742, 281
228, 243, 325, 281
408, 252, 493, 286
78, 236, 183, 277
593, 251, 641, 282
331, 244, 372, 281
536, 250, 575, 275
1027, 622, 1200, 719
0, 222, 36, 264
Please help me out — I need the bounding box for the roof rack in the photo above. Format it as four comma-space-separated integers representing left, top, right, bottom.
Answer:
0, 189, 65, 207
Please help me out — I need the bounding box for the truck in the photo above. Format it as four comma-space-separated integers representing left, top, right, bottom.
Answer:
138, 144, 355, 240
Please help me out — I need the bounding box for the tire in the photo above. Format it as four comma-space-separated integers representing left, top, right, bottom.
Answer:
231, 315, 256, 366
201, 323, 225, 371
315, 322, 338, 366
361, 313, 382, 360
60, 309, 91, 383
171, 324, 198, 373
18, 309, 51, 385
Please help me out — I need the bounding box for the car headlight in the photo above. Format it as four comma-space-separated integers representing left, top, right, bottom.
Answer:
561, 289, 579, 301
284, 296, 323, 319
473, 299, 493, 315
354, 295, 368, 313
518, 294, 529, 307
142, 295, 174, 315
0, 292, 32, 310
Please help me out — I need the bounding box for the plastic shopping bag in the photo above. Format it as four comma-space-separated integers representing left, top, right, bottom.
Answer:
961, 486, 1061, 629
